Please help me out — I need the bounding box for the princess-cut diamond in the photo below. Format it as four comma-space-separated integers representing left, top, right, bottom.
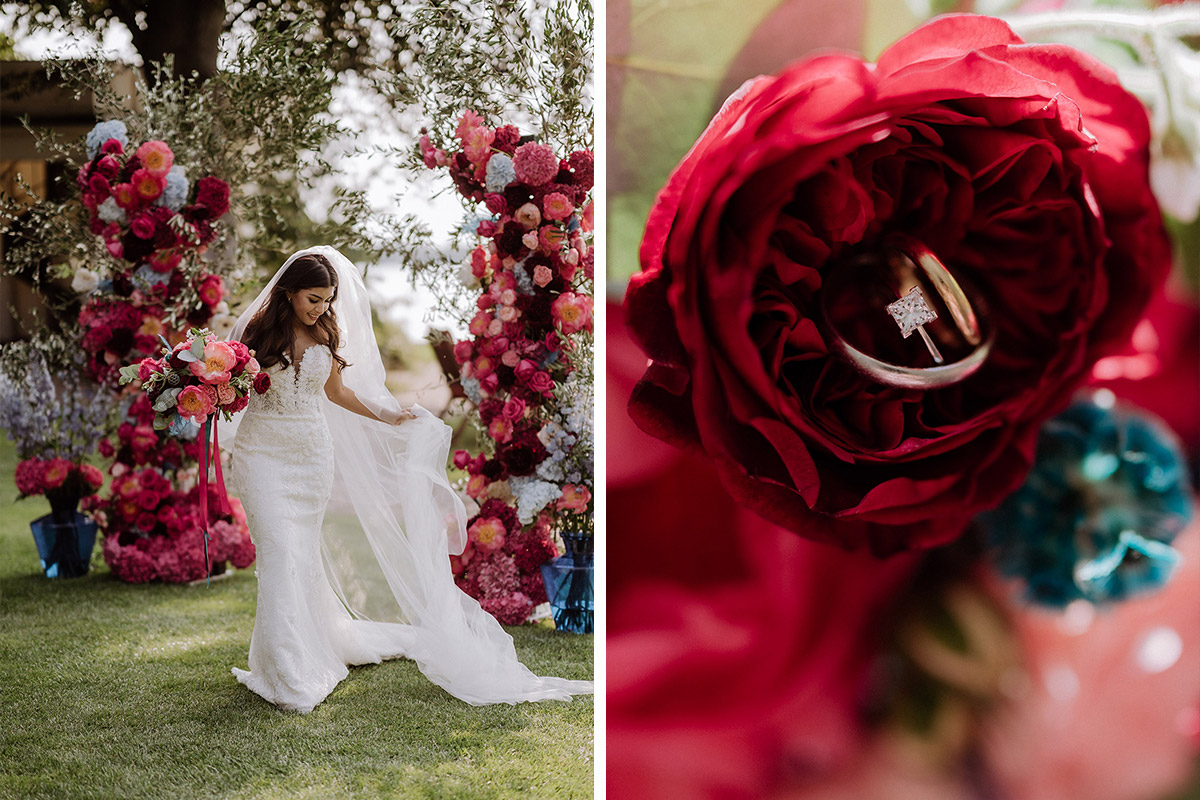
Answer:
886, 286, 938, 339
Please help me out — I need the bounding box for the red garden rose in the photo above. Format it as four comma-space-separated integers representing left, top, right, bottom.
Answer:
626, 15, 1171, 554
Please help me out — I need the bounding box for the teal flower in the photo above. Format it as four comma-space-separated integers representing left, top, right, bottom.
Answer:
980, 392, 1192, 607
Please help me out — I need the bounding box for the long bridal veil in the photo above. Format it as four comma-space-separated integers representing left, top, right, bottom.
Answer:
228, 246, 592, 704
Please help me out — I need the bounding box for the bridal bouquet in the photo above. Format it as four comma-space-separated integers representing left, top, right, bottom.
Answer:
118, 327, 268, 433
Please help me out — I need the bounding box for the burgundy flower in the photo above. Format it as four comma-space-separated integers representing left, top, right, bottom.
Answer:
626, 15, 1170, 553
194, 176, 230, 218
252, 372, 271, 395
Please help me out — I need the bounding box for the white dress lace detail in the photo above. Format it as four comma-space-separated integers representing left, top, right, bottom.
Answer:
230, 346, 409, 713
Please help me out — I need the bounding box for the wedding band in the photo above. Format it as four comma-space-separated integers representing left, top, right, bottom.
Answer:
819, 239, 993, 390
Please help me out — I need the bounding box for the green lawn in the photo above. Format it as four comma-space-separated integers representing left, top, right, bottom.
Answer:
0, 439, 593, 800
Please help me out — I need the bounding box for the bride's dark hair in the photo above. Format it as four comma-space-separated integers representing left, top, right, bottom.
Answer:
241, 253, 349, 372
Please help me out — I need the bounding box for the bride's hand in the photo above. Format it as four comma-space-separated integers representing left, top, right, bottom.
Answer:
386, 406, 417, 425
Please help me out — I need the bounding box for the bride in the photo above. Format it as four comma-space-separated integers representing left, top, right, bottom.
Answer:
227, 245, 593, 713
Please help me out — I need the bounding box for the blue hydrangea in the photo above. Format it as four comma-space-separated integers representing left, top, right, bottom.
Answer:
97, 196, 126, 224
153, 165, 189, 212
979, 392, 1192, 607
461, 376, 482, 405
485, 153, 516, 193
85, 120, 129, 160
132, 264, 170, 291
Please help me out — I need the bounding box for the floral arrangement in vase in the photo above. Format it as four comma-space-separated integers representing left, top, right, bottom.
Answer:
422, 110, 595, 624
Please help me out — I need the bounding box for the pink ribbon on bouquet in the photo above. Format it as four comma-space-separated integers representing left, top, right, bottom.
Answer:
198, 417, 232, 588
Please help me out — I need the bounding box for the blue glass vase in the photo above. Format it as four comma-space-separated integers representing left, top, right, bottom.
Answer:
30, 510, 98, 579
539, 531, 594, 634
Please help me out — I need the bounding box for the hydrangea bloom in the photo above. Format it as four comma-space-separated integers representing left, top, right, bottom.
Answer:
85, 120, 128, 159
97, 196, 127, 224
485, 153, 517, 193
153, 165, 189, 212
509, 475, 563, 524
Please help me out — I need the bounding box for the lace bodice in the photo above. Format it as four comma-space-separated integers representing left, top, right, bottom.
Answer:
248, 345, 332, 418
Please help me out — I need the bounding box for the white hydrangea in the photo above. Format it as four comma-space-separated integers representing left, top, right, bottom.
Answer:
509, 475, 562, 524
97, 196, 126, 224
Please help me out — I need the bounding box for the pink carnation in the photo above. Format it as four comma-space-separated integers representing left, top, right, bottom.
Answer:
512, 142, 558, 186
14, 459, 45, 495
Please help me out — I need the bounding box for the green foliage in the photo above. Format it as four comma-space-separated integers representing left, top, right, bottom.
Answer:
0, 437, 594, 800
0, 7, 384, 306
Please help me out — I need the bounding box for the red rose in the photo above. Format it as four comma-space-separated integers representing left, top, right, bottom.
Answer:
527, 370, 555, 396
136, 357, 162, 382
626, 15, 1170, 553
501, 397, 526, 421
130, 213, 156, 240
252, 372, 271, 395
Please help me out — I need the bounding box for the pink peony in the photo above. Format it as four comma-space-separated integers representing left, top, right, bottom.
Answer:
556, 484, 591, 513
468, 517, 507, 552
134, 140, 173, 177
131, 168, 165, 201
541, 191, 574, 221
176, 384, 217, 422
512, 142, 559, 186
466, 473, 490, 499
487, 417, 514, 443
188, 340, 237, 385
552, 292, 593, 335
41, 458, 72, 490
111, 182, 137, 209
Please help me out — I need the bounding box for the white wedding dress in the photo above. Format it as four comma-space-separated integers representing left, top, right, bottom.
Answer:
227, 246, 592, 713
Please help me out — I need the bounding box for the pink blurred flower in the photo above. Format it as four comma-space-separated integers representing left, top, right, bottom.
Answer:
533, 265, 554, 287
515, 202, 542, 228
542, 191, 574, 221
979, 517, 1200, 800
131, 168, 165, 201
557, 484, 591, 513
41, 458, 72, 490
552, 292, 592, 335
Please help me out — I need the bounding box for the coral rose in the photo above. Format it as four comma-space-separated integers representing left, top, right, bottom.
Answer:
625, 15, 1171, 553
176, 384, 217, 422
188, 340, 237, 385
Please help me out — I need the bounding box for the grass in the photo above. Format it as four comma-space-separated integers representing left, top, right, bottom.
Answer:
0, 438, 593, 800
